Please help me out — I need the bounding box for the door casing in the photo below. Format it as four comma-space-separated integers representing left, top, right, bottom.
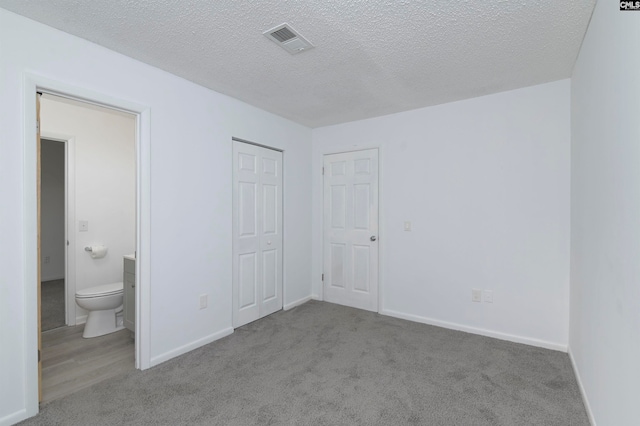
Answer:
22, 74, 152, 418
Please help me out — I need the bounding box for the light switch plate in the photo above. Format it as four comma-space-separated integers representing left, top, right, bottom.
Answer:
472, 289, 482, 303
79, 220, 88, 232
483, 290, 493, 303
404, 221, 411, 231
199, 294, 208, 310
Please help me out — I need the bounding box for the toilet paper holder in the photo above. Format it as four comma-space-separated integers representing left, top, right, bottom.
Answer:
84, 246, 93, 252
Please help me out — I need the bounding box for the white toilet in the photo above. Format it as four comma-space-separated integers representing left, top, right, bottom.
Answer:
75, 282, 125, 338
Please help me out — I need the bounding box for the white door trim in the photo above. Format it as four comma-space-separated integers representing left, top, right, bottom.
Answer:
22, 74, 152, 418
40, 132, 76, 326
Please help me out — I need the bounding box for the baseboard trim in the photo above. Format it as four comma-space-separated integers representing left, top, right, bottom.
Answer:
150, 327, 234, 367
283, 295, 312, 310
75, 314, 87, 325
311, 294, 322, 301
0, 408, 28, 426
380, 309, 567, 352
568, 347, 596, 426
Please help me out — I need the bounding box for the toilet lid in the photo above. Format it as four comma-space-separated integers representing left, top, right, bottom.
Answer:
76, 282, 123, 298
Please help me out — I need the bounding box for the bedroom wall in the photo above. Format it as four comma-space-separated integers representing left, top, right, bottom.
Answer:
570, 1, 640, 424
312, 80, 571, 350
0, 8, 312, 425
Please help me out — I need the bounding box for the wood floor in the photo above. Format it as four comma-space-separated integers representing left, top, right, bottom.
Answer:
41, 325, 134, 403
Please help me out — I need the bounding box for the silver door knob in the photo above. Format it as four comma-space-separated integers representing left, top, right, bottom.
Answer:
370, 236, 377, 241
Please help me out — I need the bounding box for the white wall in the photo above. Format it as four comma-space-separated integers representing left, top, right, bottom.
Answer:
40, 140, 65, 281
312, 80, 571, 350
41, 97, 137, 323
0, 8, 312, 425
570, 2, 640, 425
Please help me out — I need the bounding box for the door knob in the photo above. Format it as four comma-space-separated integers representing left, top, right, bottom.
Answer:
370, 236, 377, 241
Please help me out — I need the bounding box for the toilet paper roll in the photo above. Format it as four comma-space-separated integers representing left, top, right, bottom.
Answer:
89, 245, 108, 259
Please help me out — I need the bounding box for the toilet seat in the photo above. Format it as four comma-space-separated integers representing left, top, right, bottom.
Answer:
76, 282, 123, 298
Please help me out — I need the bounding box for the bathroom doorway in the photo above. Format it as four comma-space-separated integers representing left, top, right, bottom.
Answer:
38, 93, 138, 403
40, 138, 67, 332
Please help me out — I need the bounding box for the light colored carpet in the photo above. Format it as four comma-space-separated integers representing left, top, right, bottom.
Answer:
41, 279, 65, 332
21, 301, 588, 425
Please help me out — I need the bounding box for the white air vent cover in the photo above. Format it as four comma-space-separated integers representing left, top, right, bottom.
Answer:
263, 23, 314, 55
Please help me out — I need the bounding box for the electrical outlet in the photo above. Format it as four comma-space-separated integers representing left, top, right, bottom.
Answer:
44, 256, 50, 264
199, 294, 208, 310
472, 289, 482, 303
483, 290, 493, 303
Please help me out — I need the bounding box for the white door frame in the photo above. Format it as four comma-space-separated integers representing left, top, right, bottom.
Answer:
40, 133, 77, 326
318, 146, 383, 312
22, 74, 152, 416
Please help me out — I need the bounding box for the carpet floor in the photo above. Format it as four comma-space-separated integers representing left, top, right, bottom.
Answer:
21, 301, 589, 425
41, 279, 65, 332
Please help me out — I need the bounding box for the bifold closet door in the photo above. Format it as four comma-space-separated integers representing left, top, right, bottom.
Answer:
232, 141, 283, 328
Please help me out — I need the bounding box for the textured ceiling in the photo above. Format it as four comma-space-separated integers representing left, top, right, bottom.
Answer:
0, 1, 596, 128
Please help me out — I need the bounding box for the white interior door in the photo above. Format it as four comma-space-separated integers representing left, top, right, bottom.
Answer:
323, 148, 379, 312
233, 141, 283, 328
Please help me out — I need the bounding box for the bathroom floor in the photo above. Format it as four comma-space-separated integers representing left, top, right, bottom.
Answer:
41, 325, 134, 403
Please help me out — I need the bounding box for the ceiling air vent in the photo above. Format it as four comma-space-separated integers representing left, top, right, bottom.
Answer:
263, 23, 314, 55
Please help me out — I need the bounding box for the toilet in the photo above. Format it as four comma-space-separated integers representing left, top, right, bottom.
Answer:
75, 282, 124, 338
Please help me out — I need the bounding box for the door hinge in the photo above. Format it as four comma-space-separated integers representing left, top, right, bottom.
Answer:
36, 121, 40, 132
38, 349, 41, 362
322, 273, 324, 281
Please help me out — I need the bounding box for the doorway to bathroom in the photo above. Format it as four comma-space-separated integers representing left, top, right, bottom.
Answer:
37, 93, 138, 403
40, 138, 67, 332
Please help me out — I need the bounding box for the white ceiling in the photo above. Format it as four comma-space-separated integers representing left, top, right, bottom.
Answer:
1, 1, 596, 128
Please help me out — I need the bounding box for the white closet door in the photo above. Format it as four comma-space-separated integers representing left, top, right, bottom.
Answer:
233, 141, 283, 328
323, 148, 379, 312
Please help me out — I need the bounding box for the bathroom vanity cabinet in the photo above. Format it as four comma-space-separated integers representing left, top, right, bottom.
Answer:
123, 255, 135, 334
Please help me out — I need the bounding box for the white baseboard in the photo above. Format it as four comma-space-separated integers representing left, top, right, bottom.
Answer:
380, 308, 568, 352
0, 408, 28, 426
283, 295, 312, 310
75, 314, 87, 325
311, 294, 322, 301
568, 347, 596, 426
150, 327, 233, 367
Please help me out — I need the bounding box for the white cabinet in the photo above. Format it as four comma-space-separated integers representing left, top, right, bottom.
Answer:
123, 256, 135, 333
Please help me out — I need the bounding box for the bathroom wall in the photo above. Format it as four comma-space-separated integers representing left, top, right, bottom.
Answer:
40, 140, 66, 282
0, 8, 312, 425
570, 1, 640, 424
40, 96, 137, 323
312, 79, 571, 350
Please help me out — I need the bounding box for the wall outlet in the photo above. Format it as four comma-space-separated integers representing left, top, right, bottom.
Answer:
472, 288, 482, 303
199, 294, 208, 310
44, 256, 50, 264
483, 290, 493, 303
